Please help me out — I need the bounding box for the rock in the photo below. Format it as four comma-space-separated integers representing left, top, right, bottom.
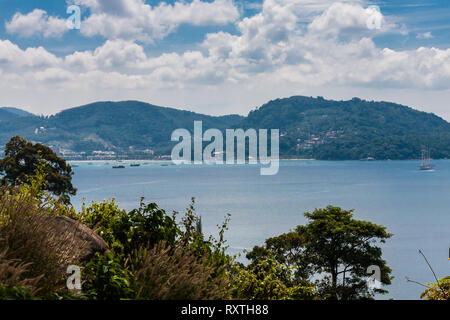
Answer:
41, 216, 109, 262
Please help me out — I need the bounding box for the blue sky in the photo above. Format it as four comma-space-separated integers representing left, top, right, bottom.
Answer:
1, 0, 449, 53
0, 0, 449, 120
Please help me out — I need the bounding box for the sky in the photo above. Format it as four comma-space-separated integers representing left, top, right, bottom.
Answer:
0, 0, 450, 120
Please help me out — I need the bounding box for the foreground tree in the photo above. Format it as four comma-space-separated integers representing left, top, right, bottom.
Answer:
302, 206, 393, 299
0, 136, 76, 203
248, 206, 393, 300
420, 277, 450, 300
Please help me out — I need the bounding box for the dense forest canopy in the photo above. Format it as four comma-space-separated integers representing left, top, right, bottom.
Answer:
1, 96, 449, 160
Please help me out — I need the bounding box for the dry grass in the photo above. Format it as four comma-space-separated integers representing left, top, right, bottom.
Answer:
0, 249, 41, 294
0, 186, 87, 295
128, 241, 230, 300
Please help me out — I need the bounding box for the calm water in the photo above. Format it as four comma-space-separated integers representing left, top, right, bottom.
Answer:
70, 160, 450, 300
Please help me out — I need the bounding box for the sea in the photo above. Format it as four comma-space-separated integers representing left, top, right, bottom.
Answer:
69, 160, 450, 300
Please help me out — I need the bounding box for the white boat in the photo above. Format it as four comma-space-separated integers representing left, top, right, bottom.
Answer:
419, 148, 434, 171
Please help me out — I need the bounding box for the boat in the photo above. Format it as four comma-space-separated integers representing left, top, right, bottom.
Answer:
360, 157, 375, 161
112, 165, 125, 169
419, 148, 435, 171
130, 163, 141, 167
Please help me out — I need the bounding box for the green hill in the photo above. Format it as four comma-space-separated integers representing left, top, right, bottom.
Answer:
0, 107, 34, 118
237, 96, 450, 159
0, 97, 448, 160
0, 101, 243, 155
0, 107, 36, 122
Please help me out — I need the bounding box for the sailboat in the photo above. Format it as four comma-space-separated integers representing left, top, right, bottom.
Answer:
419, 148, 434, 171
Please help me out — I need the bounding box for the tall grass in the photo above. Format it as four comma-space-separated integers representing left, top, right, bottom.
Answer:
0, 249, 41, 294
128, 241, 230, 300
0, 184, 86, 295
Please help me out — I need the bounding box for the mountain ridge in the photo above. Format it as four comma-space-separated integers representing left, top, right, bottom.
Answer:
0, 97, 448, 160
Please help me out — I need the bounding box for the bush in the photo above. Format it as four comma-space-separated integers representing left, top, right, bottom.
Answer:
0, 170, 234, 300
0, 182, 86, 295
231, 255, 316, 300
128, 241, 230, 300
420, 277, 450, 300
0, 285, 35, 300
82, 252, 135, 300
0, 249, 40, 297
78, 198, 179, 258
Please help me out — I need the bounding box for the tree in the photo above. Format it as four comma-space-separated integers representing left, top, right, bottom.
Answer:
246, 232, 313, 283
301, 206, 393, 299
231, 255, 316, 300
247, 206, 393, 300
420, 277, 450, 300
0, 136, 76, 203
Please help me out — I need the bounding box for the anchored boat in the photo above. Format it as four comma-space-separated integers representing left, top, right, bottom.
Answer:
419, 149, 435, 171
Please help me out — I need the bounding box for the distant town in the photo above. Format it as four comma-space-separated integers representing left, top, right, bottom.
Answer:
0, 144, 172, 161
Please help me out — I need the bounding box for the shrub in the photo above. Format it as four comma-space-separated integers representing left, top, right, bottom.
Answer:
0, 249, 40, 297
420, 277, 450, 300
0, 183, 86, 295
0, 285, 35, 300
178, 198, 233, 278
128, 241, 230, 300
82, 252, 135, 300
231, 255, 316, 300
78, 198, 179, 258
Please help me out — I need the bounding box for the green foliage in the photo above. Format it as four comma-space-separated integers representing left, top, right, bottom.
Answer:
0, 101, 243, 154
2, 97, 449, 159
0, 146, 400, 301
0, 285, 35, 300
420, 277, 450, 300
0, 175, 85, 296
0, 136, 76, 203
79, 198, 179, 257
77, 197, 234, 300
231, 255, 316, 300
239, 96, 450, 159
128, 241, 230, 300
178, 198, 232, 269
301, 206, 393, 299
82, 252, 135, 300
247, 232, 312, 282
247, 206, 393, 300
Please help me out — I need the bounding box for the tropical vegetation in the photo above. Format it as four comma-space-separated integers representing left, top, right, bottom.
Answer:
0, 137, 447, 300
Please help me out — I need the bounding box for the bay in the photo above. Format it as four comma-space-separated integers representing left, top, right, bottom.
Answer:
70, 160, 450, 300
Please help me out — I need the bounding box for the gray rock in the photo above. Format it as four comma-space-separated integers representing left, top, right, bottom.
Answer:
41, 216, 109, 262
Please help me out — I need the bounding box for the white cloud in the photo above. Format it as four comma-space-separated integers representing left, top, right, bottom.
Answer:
416, 32, 433, 39
5, 9, 67, 38
6, 0, 240, 42
0, 0, 449, 119
308, 2, 391, 36
71, 0, 240, 42
0, 40, 61, 70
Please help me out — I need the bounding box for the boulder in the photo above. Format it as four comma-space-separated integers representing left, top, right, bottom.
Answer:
42, 216, 109, 262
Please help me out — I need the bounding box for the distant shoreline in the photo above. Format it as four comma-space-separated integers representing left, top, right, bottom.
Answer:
66, 158, 447, 162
